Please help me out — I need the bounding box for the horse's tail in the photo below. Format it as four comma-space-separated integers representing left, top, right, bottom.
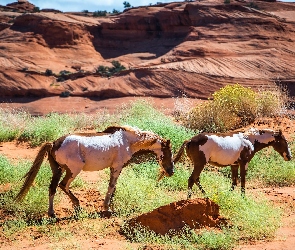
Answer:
173, 140, 189, 164
15, 142, 52, 201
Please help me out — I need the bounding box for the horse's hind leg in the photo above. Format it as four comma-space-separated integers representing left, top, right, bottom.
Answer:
48, 154, 63, 217
103, 167, 122, 212
58, 167, 81, 209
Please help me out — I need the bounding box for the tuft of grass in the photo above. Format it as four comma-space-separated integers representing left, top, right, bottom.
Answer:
0, 109, 115, 145
247, 149, 295, 187
98, 163, 178, 217
0, 108, 31, 142
122, 223, 236, 250
120, 100, 195, 152
0, 156, 86, 219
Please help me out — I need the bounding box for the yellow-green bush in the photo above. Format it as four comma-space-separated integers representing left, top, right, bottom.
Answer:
256, 88, 287, 117
182, 84, 287, 132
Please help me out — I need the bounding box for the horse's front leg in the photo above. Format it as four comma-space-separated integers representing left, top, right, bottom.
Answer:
188, 164, 206, 199
103, 166, 122, 212
239, 162, 249, 196
230, 165, 239, 191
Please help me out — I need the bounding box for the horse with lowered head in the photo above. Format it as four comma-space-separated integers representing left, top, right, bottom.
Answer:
173, 128, 291, 198
16, 125, 175, 217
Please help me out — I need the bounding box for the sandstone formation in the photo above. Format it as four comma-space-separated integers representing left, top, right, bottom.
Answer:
0, 0, 295, 99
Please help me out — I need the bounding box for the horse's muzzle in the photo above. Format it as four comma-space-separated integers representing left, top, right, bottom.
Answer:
283, 152, 292, 161
166, 166, 175, 177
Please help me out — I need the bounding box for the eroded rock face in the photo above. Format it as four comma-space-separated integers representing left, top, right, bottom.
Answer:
0, 1, 295, 99
126, 198, 227, 235
12, 14, 92, 47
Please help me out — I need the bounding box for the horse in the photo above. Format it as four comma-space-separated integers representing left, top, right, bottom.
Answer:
173, 128, 291, 198
16, 125, 175, 217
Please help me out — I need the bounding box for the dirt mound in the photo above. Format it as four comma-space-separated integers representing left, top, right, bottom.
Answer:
126, 198, 227, 235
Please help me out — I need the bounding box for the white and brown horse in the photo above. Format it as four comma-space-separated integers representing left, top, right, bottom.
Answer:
16, 125, 175, 217
173, 128, 291, 198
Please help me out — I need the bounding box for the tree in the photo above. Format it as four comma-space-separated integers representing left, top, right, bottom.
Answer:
123, 1, 131, 8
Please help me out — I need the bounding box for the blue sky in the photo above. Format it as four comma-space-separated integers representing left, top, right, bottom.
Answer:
0, 0, 176, 12
0, 0, 294, 12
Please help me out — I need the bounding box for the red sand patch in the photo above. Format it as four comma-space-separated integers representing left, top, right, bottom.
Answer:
127, 198, 227, 235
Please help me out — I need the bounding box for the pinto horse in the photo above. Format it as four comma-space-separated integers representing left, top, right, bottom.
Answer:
173, 128, 291, 198
16, 125, 174, 217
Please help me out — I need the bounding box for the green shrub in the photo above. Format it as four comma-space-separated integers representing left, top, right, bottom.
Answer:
60, 90, 71, 97
45, 69, 53, 76
59, 70, 71, 76
33, 7, 40, 12
93, 10, 107, 17
96, 61, 126, 77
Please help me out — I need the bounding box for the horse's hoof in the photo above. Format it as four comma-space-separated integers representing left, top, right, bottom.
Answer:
101, 210, 112, 218
48, 213, 56, 218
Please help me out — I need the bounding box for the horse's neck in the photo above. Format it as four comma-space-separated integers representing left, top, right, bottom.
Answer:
248, 134, 273, 153
130, 134, 160, 155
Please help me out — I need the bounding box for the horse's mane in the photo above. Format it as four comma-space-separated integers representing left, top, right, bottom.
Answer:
103, 125, 161, 141
103, 126, 128, 134
102, 125, 144, 134
243, 127, 282, 138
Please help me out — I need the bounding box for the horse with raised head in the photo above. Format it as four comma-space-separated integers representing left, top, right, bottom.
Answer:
173, 128, 291, 198
16, 125, 174, 217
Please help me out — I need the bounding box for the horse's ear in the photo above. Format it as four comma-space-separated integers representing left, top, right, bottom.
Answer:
149, 138, 158, 146
274, 129, 282, 136
166, 139, 171, 145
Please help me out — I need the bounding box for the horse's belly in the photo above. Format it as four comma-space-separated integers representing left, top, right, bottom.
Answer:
83, 156, 114, 171
82, 148, 128, 171
209, 152, 240, 166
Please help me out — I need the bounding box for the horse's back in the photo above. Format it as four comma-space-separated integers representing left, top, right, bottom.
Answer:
190, 133, 253, 165
54, 132, 130, 171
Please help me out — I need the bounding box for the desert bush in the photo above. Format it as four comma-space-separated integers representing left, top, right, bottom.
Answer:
45, 69, 53, 76
96, 60, 126, 77
33, 7, 40, 12
256, 86, 288, 117
182, 84, 288, 132
93, 10, 107, 17
60, 90, 71, 97
59, 70, 71, 76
